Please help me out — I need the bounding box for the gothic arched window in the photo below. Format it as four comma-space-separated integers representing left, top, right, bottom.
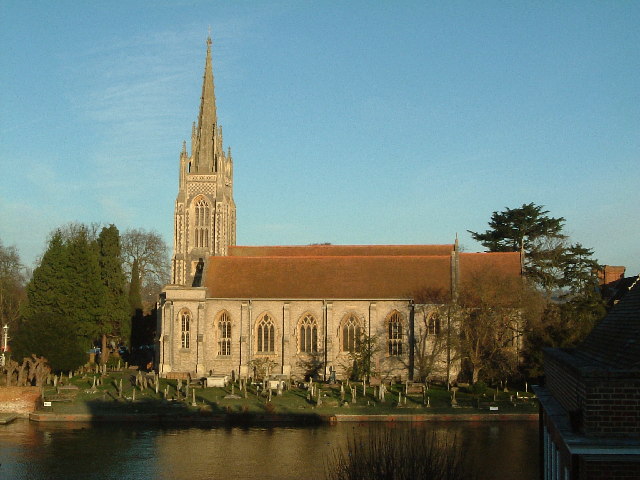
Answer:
194, 197, 210, 248
428, 314, 441, 335
256, 314, 275, 353
217, 311, 231, 356
299, 314, 318, 353
180, 310, 191, 349
387, 311, 404, 356
341, 314, 362, 353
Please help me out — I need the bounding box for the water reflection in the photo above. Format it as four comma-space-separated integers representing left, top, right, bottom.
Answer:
0, 420, 538, 480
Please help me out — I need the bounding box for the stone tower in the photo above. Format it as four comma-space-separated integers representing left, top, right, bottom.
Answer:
171, 37, 236, 286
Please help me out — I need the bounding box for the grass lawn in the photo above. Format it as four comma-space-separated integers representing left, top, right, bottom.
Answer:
38, 368, 537, 418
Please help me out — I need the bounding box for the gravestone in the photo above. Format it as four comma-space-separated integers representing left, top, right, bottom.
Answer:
206, 375, 228, 388
451, 386, 458, 407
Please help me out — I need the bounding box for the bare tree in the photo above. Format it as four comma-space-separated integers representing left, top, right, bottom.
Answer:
56, 222, 102, 243
411, 287, 457, 384
457, 269, 528, 384
120, 229, 170, 306
0, 240, 27, 330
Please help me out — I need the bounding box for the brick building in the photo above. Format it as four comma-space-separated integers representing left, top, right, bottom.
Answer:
535, 276, 640, 479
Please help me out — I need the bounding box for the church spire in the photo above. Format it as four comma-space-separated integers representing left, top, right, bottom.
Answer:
193, 36, 218, 173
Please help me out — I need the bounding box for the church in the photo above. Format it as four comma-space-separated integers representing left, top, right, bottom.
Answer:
156, 38, 521, 382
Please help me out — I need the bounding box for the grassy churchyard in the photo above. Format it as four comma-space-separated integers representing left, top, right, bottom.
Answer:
36, 365, 537, 419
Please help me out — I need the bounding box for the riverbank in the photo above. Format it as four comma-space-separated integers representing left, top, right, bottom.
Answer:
28, 411, 538, 424
4, 368, 539, 425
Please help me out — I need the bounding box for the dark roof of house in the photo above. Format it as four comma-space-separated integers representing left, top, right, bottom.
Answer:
578, 277, 640, 370
203, 245, 521, 299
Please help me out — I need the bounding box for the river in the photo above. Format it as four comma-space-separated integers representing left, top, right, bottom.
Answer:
0, 419, 538, 480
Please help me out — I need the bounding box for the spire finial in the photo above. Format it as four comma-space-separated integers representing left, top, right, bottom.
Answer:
207, 26, 212, 45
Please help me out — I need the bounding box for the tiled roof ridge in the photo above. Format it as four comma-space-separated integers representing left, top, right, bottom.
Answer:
459, 251, 520, 255
627, 274, 640, 291
212, 254, 454, 260
230, 244, 455, 248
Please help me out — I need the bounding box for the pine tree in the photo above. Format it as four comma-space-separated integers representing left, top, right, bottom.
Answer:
468, 203, 601, 296
20, 228, 98, 369
97, 225, 130, 362
23, 231, 68, 320
468, 203, 565, 256
65, 226, 105, 343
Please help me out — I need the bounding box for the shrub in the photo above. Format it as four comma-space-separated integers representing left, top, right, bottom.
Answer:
470, 381, 489, 395
11, 312, 88, 373
326, 427, 472, 480
106, 356, 120, 369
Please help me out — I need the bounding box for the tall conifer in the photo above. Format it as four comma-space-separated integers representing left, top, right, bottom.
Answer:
21, 227, 102, 368
65, 226, 105, 343
97, 225, 130, 361
23, 231, 70, 321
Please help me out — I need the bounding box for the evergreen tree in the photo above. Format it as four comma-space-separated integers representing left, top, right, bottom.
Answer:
468, 203, 565, 255
468, 203, 601, 296
562, 243, 601, 297
97, 225, 130, 361
23, 226, 105, 351
468, 203, 567, 293
11, 311, 87, 372
65, 226, 105, 342
23, 231, 73, 322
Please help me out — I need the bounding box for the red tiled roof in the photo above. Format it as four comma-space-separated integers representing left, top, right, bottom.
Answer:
203, 248, 522, 300
228, 244, 455, 257
205, 255, 453, 299
459, 252, 522, 279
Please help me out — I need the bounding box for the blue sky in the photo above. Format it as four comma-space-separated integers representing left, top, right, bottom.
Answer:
1, 1, 639, 275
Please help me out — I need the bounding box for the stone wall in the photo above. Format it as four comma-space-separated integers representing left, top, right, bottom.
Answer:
0, 387, 41, 414
158, 294, 458, 382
